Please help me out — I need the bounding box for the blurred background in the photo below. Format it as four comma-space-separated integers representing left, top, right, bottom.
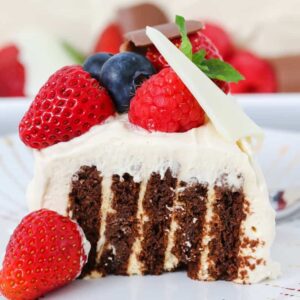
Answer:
1, 0, 300, 94
0, 0, 299, 134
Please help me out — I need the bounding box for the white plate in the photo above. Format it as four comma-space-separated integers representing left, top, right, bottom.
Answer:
1, 94, 300, 135
0, 129, 300, 300
0, 219, 300, 300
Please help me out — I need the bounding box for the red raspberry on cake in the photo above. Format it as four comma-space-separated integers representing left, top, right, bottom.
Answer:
129, 16, 244, 132
146, 30, 230, 94
129, 67, 205, 132
0, 209, 89, 300
19, 65, 115, 150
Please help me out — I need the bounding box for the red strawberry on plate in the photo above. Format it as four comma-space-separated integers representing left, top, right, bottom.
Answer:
19, 65, 115, 150
146, 27, 231, 94
228, 50, 277, 93
0, 45, 25, 97
0, 209, 89, 300
129, 67, 205, 132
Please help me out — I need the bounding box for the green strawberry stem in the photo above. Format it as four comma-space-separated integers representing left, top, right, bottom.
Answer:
175, 15, 244, 83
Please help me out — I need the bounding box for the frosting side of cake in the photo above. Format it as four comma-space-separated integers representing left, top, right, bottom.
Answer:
28, 115, 252, 212
27, 116, 278, 283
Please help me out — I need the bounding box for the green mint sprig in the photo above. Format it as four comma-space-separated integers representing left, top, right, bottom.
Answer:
175, 15, 244, 83
176, 15, 193, 60
62, 41, 86, 65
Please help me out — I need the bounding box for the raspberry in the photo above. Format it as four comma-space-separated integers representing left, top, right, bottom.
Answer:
129, 68, 205, 132
19, 65, 115, 149
146, 31, 230, 94
0, 209, 89, 300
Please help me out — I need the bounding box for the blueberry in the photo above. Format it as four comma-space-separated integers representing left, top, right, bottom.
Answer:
100, 52, 156, 113
83, 53, 113, 81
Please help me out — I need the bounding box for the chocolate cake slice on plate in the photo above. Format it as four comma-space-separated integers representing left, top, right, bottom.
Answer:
21, 17, 279, 284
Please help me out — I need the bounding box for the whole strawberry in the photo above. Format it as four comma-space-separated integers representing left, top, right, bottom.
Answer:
146, 30, 230, 94
19, 65, 115, 149
0, 209, 89, 300
129, 68, 205, 132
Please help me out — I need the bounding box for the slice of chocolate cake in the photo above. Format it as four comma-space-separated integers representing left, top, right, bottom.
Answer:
21, 16, 279, 285
27, 117, 278, 283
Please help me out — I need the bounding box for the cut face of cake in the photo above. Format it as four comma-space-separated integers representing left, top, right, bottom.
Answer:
28, 116, 277, 283
19, 16, 279, 286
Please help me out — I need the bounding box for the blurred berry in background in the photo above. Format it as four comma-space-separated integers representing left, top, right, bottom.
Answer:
202, 22, 277, 93
0, 0, 299, 97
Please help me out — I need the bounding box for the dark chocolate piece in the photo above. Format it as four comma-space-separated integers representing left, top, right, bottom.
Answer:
121, 20, 203, 52
118, 3, 168, 34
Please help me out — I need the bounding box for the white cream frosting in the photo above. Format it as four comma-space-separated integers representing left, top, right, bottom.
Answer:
27, 115, 278, 283
28, 116, 254, 212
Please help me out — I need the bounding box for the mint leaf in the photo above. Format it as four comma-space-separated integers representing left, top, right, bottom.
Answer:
174, 15, 244, 84
198, 64, 209, 72
192, 49, 206, 65
199, 59, 244, 82
175, 15, 193, 60
62, 41, 86, 65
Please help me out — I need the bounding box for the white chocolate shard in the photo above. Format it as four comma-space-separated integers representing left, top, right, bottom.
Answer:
146, 26, 264, 149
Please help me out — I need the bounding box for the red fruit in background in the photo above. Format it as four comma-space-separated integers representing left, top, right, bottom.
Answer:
0, 209, 88, 300
94, 22, 123, 54
228, 50, 277, 93
201, 22, 234, 60
19, 65, 115, 150
146, 31, 230, 94
129, 68, 205, 132
0, 45, 25, 97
